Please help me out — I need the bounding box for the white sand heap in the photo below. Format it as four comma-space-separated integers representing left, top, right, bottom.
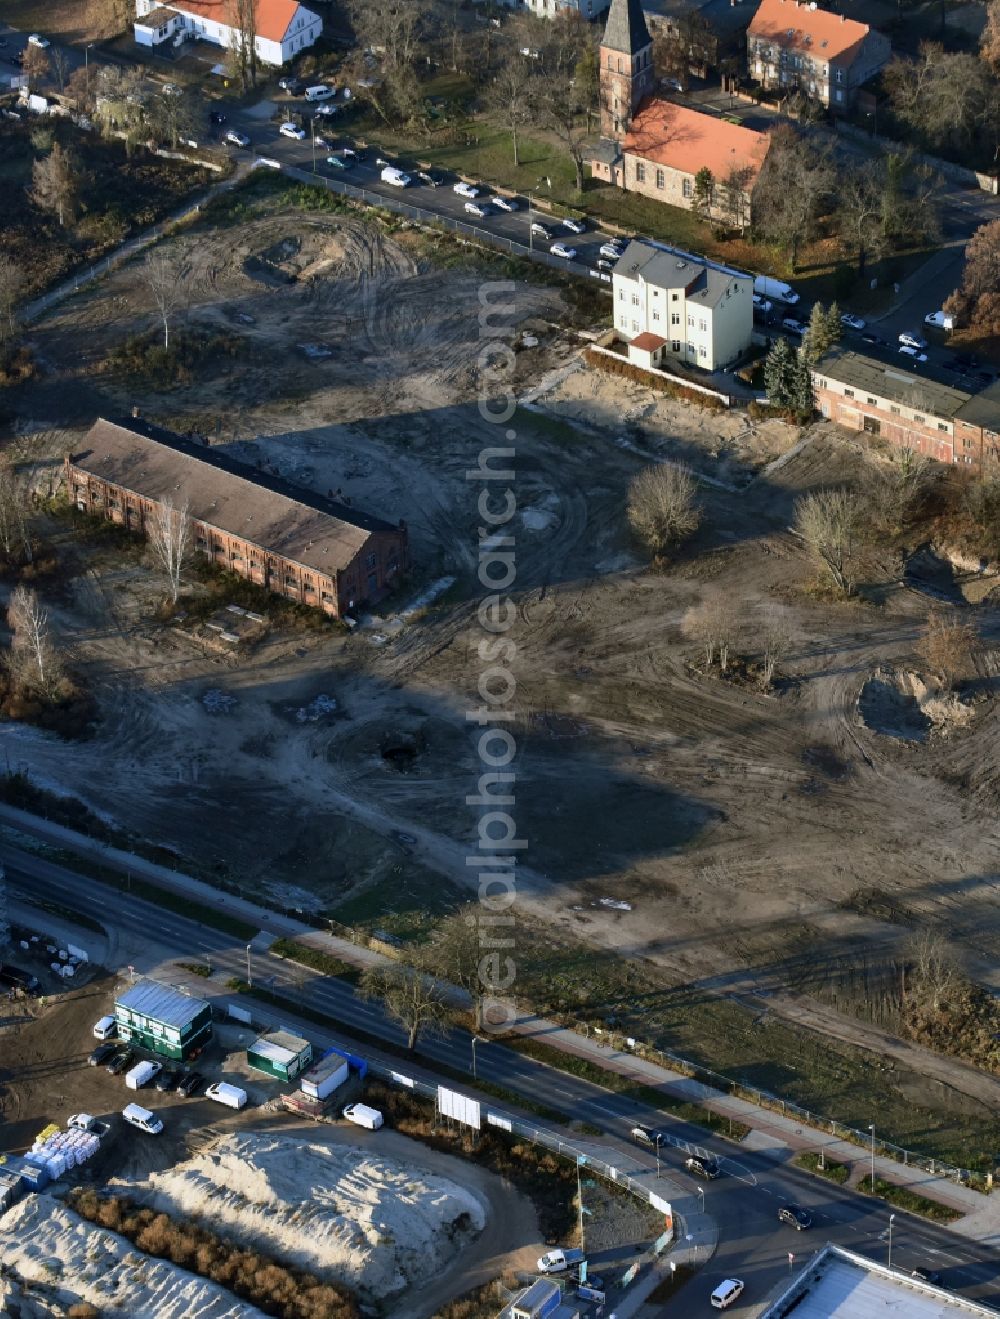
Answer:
137, 1131, 487, 1300
0, 1193, 265, 1319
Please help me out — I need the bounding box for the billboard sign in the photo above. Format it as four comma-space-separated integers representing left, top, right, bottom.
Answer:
437, 1086, 481, 1130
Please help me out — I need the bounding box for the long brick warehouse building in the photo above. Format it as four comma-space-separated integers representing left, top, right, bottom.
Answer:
66, 417, 409, 617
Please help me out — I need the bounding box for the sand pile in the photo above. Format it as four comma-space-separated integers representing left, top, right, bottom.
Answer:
0, 1194, 265, 1319
135, 1131, 486, 1300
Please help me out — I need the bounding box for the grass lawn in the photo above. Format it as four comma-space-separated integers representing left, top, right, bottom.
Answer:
0, 0, 109, 43
793, 1151, 851, 1185
858, 1174, 964, 1224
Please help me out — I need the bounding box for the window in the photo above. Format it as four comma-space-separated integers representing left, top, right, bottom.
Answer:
632, 293, 640, 306
618, 57, 623, 73
366, 552, 377, 569
682, 178, 693, 199
671, 313, 680, 325
671, 293, 679, 301
698, 319, 707, 332
938, 423, 949, 433
631, 319, 638, 331
652, 310, 660, 321
835, 68, 843, 82
656, 168, 664, 189
866, 397, 877, 405
913, 413, 925, 423
618, 288, 624, 301
687, 314, 694, 327
636, 162, 646, 183
963, 435, 973, 449
844, 388, 854, 399
618, 314, 628, 329
863, 417, 881, 436
671, 339, 680, 352
698, 346, 707, 358
890, 405, 900, 415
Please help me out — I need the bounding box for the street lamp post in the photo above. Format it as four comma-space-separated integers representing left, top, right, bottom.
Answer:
869, 1123, 876, 1189
655, 1134, 661, 1179
85, 42, 93, 73
471, 1035, 478, 1080
246, 943, 252, 987
311, 119, 317, 174
697, 1185, 704, 1214
888, 1212, 896, 1268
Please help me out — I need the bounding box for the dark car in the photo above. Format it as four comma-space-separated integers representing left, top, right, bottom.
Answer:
106, 1048, 134, 1075
209, 110, 227, 125
417, 169, 443, 186
778, 1204, 813, 1230
155, 1068, 179, 1092
912, 1268, 943, 1285
278, 76, 304, 95
630, 1124, 667, 1147
684, 1154, 721, 1179
89, 1042, 118, 1067
177, 1070, 204, 1097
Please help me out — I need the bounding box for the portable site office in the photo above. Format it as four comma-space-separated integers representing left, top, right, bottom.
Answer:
114, 979, 212, 1062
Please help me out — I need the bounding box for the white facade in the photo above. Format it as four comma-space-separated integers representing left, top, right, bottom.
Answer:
612, 239, 753, 372
518, 0, 611, 17
134, 0, 321, 66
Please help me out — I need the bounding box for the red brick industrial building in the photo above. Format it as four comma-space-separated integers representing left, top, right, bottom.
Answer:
811, 351, 1000, 470
66, 417, 408, 617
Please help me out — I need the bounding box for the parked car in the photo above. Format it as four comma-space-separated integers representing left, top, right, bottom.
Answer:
68, 1113, 111, 1137
208, 110, 227, 125
89, 1042, 118, 1067
125, 1060, 163, 1090
912, 1268, 943, 1285
596, 258, 616, 272
205, 1082, 248, 1109
840, 312, 866, 331
155, 1068, 179, 1092
752, 294, 773, 315
924, 310, 952, 329
899, 345, 928, 362
684, 1154, 721, 1179
343, 1102, 383, 1130
600, 240, 624, 259
177, 1070, 204, 1096
107, 1048, 134, 1075
122, 1103, 163, 1135
326, 153, 353, 169
305, 84, 334, 101
27, 33, 50, 48
279, 121, 306, 140
93, 1015, 117, 1040
754, 274, 798, 305
531, 221, 555, 240
898, 331, 928, 350
860, 332, 886, 346
550, 241, 577, 260
778, 1204, 813, 1230
313, 134, 332, 149
278, 77, 304, 94
561, 216, 586, 234
381, 165, 411, 187
782, 317, 806, 336
453, 181, 480, 198
710, 1278, 744, 1310
493, 194, 519, 211
341, 146, 364, 160
537, 1248, 586, 1274
224, 129, 250, 148
313, 102, 339, 118
418, 170, 443, 186
465, 200, 493, 217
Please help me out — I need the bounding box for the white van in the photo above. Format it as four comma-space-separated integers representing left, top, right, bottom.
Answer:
380, 166, 411, 187
122, 1103, 163, 1135
710, 1278, 745, 1310
753, 275, 799, 306
305, 84, 334, 101
205, 1082, 248, 1110
93, 1015, 117, 1040
343, 1102, 383, 1130
537, 1248, 585, 1274
125, 1060, 161, 1090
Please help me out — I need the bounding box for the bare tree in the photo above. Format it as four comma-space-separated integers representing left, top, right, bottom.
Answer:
147, 498, 191, 604
904, 928, 963, 1012
358, 962, 447, 1051
50, 47, 71, 93
885, 43, 995, 155
536, 66, 590, 192
7, 585, 61, 697
21, 43, 50, 88
793, 488, 861, 594
148, 88, 201, 149
719, 163, 754, 234
627, 463, 701, 556
143, 247, 191, 349
752, 124, 834, 270
65, 65, 98, 114
486, 57, 537, 168
758, 602, 794, 688
29, 143, 79, 228
916, 607, 978, 690
862, 448, 932, 533
682, 592, 739, 671
0, 256, 23, 345
427, 906, 487, 1030
232, 0, 259, 92
93, 65, 148, 154
0, 463, 30, 564
982, 0, 1000, 73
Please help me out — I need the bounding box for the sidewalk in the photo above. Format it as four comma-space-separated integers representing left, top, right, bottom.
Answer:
4, 802, 998, 1240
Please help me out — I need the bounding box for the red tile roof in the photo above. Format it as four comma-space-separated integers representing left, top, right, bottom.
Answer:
748, 0, 872, 62
631, 332, 667, 350
167, 0, 302, 43
623, 100, 770, 184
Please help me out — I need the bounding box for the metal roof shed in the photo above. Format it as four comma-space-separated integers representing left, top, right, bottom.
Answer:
247, 1029, 313, 1081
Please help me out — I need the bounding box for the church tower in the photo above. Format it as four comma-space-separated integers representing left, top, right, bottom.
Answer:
599, 0, 654, 139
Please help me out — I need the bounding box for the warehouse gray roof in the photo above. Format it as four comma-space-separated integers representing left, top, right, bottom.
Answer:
760, 1245, 997, 1317
115, 978, 208, 1029
602, 0, 651, 55
954, 379, 1000, 432
813, 349, 972, 421
615, 239, 751, 307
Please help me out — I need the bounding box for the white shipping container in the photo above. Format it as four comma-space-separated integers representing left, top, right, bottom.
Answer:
299, 1054, 349, 1101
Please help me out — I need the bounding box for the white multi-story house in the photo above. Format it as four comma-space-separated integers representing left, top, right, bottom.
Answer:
612, 239, 753, 373
134, 0, 321, 66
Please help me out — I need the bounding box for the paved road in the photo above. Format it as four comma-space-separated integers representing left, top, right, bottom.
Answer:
8, 845, 1000, 1316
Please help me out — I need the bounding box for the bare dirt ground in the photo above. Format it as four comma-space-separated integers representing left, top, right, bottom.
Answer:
7, 197, 1000, 1151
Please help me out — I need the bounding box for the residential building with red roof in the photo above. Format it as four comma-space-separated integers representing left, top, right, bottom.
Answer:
747, 0, 890, 109
134, 0, 320, 65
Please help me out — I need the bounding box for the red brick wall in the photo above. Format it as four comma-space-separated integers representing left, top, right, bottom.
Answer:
812, 384, 977, 467
65, 462, 407, 616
